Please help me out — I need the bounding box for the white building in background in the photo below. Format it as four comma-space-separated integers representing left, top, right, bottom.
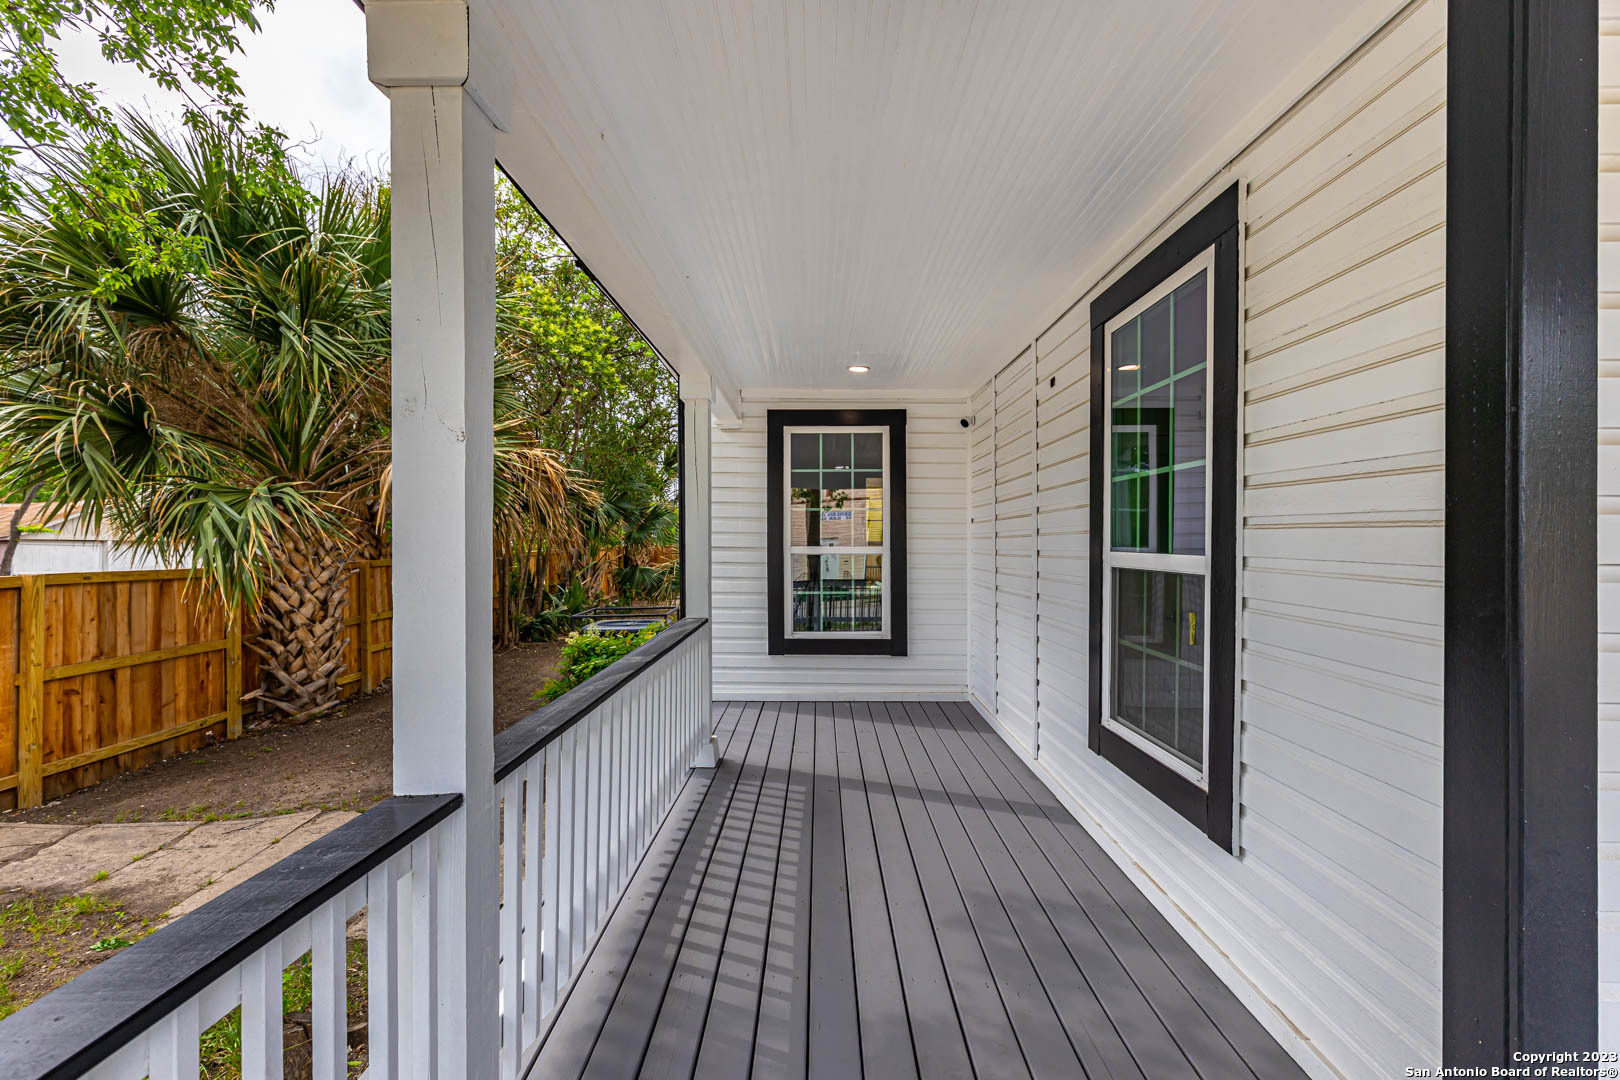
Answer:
0, 503, 183, 574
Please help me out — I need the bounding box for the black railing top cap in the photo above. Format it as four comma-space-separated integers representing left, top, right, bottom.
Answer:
0, 793, 460, 1079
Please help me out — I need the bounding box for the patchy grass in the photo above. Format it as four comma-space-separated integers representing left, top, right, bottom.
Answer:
159, 801, 251, 824
90, 870, 109, 883
0, 893, 159, 1020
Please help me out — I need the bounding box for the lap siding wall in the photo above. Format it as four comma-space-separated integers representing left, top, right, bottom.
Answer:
1598, 0, 1620, 1051
970, 1, 1448, 1075
711, 397, 970, 699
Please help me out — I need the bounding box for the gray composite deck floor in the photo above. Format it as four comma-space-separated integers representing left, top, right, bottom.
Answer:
529, 699, 1307, 1080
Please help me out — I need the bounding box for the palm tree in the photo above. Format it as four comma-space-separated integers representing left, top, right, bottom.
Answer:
0, 117, 588, 719
583, 480, 680, 603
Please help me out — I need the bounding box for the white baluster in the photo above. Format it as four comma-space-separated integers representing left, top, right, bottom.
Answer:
604, 699, 619, 902
637, 684, 650, 851
522, 754, 543, 1046
367, 855, 402, 1080
540, 741, 562, 1015
615, 696, 628, 893
409, 833, 438, 1080
243, 937, 285, 1080
557, 726, 577, 986
312, 896, 348, 1080
147, 1000, 199, 1080
500, 780, 522, 1079
590, 707, 607, 927
615, 695, 629, 892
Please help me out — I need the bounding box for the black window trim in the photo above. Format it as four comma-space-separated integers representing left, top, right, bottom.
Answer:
1088, 183, 1239, 852
767, 408, 908, 656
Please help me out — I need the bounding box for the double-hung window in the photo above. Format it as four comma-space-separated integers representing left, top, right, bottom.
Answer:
1089, 185, 1239, 850
767, 410, 908, 655
1103, 247, 1213, 783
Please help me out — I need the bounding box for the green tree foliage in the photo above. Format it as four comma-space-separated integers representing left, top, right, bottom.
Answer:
0, 1, 282, 267
493, 177, 680, 635
0, 116, 590, 715
495, 177, 677, 501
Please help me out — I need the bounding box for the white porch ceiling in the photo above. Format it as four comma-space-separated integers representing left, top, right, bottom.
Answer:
484, 0, 1364, 398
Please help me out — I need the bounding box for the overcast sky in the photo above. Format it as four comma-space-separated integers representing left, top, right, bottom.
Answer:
53, 0, 389, 176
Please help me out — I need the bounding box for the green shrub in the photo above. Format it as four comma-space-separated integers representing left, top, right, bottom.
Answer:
535, 626, 660, 702
520, 580, 589, 641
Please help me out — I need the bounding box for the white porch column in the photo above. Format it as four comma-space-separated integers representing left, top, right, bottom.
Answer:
369, 3, 499, 1077
682, 377, 717, 766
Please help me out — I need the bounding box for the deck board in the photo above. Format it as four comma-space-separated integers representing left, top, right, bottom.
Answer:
896, 700, 1149, 1080
693, 702, 795, 1079
937, 700, 1293, 1080
805, 702, 860, 1080
636, 701, 783, 1079
873, 700, 1060, 1078
833, 702, 921, 1080
528, 700, 1308, 1080
851, 700, 979, 1079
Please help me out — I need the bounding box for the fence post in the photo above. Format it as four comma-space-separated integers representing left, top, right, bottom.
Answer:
359, 560, 374, 694
17, 575, 44, 808
226, 608, 243, 740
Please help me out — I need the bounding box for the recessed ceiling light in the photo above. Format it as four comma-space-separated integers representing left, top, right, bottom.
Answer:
1118, 363, 1140, 372
848, 364, 870, 373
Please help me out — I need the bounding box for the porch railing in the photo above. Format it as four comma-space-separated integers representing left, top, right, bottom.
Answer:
489, 616, 710, 1073
0, 616, 712, 1079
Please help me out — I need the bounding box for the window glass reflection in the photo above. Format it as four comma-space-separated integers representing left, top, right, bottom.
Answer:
1111, 568, 1204, 769
1108, 268, 1208, 557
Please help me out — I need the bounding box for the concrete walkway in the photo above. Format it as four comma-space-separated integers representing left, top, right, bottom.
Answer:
0, 811, 357, 918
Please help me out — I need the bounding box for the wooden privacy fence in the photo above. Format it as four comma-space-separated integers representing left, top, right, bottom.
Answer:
0, 561, 394, 811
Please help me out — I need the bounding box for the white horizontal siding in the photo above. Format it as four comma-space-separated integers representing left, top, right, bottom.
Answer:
969, 379, 997, 713
972, 1, 1447, 1076
995, 349, 1038, 754
711, 398, 969, 698
1600, 0, 1620, 1051
1035, 300, 1092, 774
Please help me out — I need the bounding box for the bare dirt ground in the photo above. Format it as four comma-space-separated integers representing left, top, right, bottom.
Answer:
0, 641, 562, 1023
3, 640, 563, 827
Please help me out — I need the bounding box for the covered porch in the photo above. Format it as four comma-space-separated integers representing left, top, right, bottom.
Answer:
0, 0, 1603, 1078
534, 699, 1302, 1080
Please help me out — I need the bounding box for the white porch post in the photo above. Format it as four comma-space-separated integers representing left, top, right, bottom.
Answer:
682, 378, 717, 766
368, 3, 499, 1077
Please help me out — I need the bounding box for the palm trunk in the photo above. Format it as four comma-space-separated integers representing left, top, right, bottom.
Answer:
0, 482, 43, 576
245, 531, 352, 721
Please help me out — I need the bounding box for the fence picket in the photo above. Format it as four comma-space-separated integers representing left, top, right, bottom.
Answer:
2, 563, 396, 810
0, 619, 710, 1080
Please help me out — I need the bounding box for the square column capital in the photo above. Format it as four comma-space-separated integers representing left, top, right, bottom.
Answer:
367, 0, 468, 89
679, 371, 713, 404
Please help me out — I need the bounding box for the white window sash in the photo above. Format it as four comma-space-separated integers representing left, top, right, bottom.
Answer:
782, 425, 891, 640
1100, 244, 1216, 789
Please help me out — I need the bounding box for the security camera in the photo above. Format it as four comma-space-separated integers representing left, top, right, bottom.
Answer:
960, 416, 974, 428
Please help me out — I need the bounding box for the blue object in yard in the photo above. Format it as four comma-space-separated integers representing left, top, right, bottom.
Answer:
571, 605, 678, 634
